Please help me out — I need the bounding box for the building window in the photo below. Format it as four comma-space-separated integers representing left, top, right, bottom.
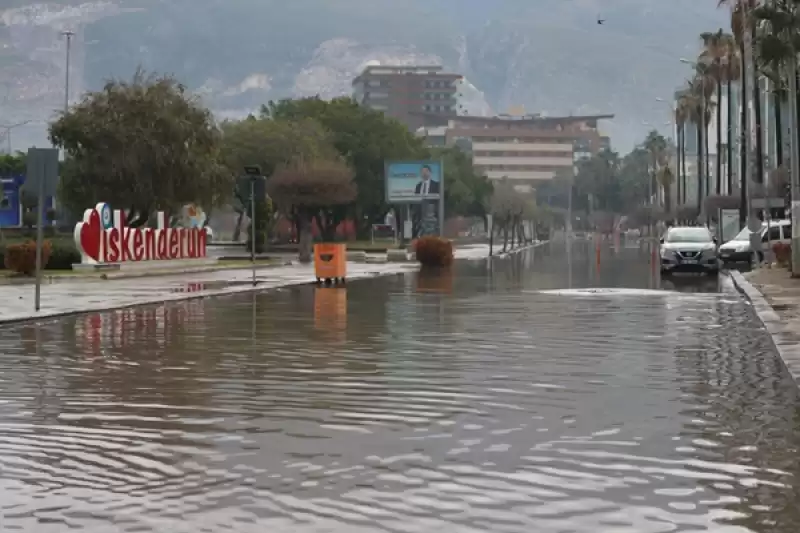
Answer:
0, 193, 10, 211
423, 104, 431, 111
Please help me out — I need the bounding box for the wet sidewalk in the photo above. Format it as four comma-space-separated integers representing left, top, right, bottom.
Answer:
733, 267, 800, 383
0, 244, 500, 325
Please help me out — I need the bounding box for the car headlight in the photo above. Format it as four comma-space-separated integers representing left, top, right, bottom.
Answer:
660, 248, 674, 258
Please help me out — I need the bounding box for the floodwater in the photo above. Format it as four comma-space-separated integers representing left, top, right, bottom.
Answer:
1, 240, 799, 532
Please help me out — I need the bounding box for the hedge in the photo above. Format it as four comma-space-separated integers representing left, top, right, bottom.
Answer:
413, 236, 454, 267
0, 238, 81, 271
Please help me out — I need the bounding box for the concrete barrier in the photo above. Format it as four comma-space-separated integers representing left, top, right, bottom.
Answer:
387, 249, 411, 262
365, 255, 388, 264
346, 250, 367, 263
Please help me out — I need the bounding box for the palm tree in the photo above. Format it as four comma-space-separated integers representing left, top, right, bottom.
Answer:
675, 95, 690, 205
719, 0, 758, 225
689, 70, 716, 212
754, 0, 800, 169
657, 166, 676, 215
700, 29, 733, 195
722, 35, 741, 194
642, 130, 667, 208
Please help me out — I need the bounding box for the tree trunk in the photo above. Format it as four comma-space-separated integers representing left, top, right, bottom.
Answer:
716, 77, 723, 194
681, 125, 688, 205
697, 120, 705, 211
753, 57, 765, 185
675, 125, 683, 205
705, 113, 711, 198
739, 40, 748, 228
232, 209, 244, 242
727, 80, 733, 194
297, 217, 313, 263
502, 224, 509, 252
774, 89, 783, 167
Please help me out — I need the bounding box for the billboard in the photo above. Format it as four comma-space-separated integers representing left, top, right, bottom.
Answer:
385, 161, 442, 203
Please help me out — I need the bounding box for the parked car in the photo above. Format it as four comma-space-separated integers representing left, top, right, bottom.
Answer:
718, 219, 791, 265
660, 226, 719, 276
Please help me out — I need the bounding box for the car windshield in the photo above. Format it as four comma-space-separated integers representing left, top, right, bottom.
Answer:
665, 228, 712, 243
731, 227, 759, 241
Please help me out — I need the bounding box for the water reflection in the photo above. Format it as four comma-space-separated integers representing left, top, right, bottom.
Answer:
0, 244, 797, 531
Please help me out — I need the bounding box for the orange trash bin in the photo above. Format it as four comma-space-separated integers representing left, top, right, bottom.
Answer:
314, 242, 347, 282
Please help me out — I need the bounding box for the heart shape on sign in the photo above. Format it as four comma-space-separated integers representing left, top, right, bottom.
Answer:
319, 254, 334, 262
77, 209, 102, 261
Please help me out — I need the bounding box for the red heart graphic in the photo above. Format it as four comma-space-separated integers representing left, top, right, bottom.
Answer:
77, 209, 102, 261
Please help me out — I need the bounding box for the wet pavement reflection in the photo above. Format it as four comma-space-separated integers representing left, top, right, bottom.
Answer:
1, 240, 799, 532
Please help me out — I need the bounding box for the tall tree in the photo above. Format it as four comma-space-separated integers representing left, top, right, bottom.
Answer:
263, 97, 428, 238
642, 130, 668, 208
220, 115, 339, 240
700, 29, 734, 195
50, 71, 230, 220
675, 94, 691, 205
723, 34, 741, 194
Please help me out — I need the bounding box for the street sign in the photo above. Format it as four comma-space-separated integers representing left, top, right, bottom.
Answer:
25, 147, 60, 313
236, 175, 266, 202
24, 147, 59, 197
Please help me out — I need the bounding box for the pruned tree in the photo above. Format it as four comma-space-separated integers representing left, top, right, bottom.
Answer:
220, 115, 338, 240
50, 70, 231, 223
490, 180, 524, 252
268, 158, 357, 262
263, 97, 428, 238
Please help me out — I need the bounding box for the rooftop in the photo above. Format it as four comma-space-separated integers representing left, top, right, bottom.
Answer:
352, 64, 462, 84
451, 114, 614, 125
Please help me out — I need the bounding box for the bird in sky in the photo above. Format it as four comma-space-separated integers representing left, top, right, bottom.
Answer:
597, 18, 605, 25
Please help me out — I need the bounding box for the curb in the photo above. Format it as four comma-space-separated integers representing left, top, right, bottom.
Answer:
0, 261, 295, 286
0, 267, 413, 328
730, 270, 800, 384
490, 241, 548, 259
0, 242, 547, 328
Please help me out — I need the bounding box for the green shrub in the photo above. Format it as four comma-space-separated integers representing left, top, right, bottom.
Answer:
413, 236, 454, 267
245, 197, 273, 254
0, 239, 80, 271
48, 241, 81, 269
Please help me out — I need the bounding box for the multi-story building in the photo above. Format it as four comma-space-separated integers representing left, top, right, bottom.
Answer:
351, 64, 462, 131
430, 114, 612, 192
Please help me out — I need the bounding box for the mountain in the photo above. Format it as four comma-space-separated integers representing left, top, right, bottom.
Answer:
0, 0, 728, 151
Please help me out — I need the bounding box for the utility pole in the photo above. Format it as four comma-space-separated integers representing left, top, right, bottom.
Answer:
62, 31, 74, 112
789, 6, 800, 275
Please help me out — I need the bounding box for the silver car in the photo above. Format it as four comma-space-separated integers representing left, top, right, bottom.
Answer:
660, 226, 719, 276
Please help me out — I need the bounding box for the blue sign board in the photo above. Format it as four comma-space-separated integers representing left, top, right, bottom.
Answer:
0, 176, 22, 227
0, 174, 56, 228
385, 161, 443, 203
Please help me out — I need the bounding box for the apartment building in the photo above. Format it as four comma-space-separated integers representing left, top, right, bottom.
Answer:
352, 64, 462, 131
439, 114, 613, 192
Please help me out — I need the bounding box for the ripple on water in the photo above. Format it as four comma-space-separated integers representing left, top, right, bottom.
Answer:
0, 261, 798, 532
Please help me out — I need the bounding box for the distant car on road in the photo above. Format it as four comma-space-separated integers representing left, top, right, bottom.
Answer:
660, 226, 719, 276
718, 220, 790, 266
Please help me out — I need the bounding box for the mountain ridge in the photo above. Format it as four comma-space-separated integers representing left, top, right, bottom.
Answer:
0, 0, 728, 150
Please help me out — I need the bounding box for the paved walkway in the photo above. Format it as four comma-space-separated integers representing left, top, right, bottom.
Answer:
0, 243, 505, 325
732, 267, 800, 384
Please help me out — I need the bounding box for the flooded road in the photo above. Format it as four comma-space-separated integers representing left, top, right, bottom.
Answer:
1, 241, 799, 532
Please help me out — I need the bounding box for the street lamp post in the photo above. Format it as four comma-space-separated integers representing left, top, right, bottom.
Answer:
62, 31, 74, 112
